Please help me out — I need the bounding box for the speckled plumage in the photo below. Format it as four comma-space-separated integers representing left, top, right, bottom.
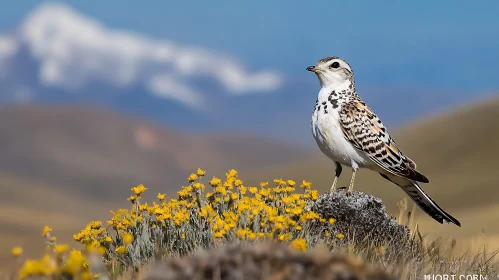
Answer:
307, 57, 460, 226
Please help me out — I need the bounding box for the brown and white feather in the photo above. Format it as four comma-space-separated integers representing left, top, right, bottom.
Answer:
338, 100, 428, 183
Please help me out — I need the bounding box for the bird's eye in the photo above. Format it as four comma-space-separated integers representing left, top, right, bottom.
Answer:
331, 62, 340, 69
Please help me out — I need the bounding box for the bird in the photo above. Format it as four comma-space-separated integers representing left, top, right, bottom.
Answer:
306, 56, 460, 226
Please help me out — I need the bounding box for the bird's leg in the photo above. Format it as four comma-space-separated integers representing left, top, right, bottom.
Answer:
331, 177, 338, 193
347, 168, 357, 196
330, 162, 342, 193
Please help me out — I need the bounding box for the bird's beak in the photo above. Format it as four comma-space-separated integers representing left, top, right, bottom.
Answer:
306, 66, 317, 72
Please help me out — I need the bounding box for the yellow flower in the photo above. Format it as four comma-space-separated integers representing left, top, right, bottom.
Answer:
157, 193, 166, 201
301, 180, 312, 189
173, 211, 190, 225
55, 244, 69, 254
290, 207, 303, 216
329, 218, 336, 225
181, 234, 186, 239
248, 232, 257, 240
235, 228, 248, 239
89, 221, 102, 229
295, 225, 303, 231
273, 179, 286, 186
196, 168, 206, 176
239, 185, 247, 194
336, 233, 345, 239
209, 177, 222, 186
325, 232, 330, 237
231, 192, 238, 200
122, 233, 133, 245
226, 169, 238, 179
131, 184, 147, 195
42, 225, 52, 237
215, 186, 227, 196
104, 236, 113, 243
213, 231, 224, 238
260, 181, 268, 187
116, 246, 126, 254
287, 180, 296, 186
177, 187, 192, 198
187, 173, 198, 182
127, 195, 138, 203
291, 238, 307, 252
309, 190, 319, 200
19, 255, 57, 278
63, 250, 87, 275
223, 180, 233, 190
275, 215, 286, 223
301, 211, 320, 221
248, 187, 258, 194
199, 206, 210, 217
139, 203, 149, 211
193, 182, 205, 190
11, 247, 23, 257
259, 188, 271, 197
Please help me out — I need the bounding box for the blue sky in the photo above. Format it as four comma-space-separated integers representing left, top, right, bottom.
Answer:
0, 1, 498, 145
3, 0, 499, 92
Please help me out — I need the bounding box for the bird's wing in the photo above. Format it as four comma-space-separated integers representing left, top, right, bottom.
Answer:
339, 100, 429, 183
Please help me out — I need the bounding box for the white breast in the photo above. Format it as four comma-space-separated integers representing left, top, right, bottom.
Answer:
311, 91, 370, 169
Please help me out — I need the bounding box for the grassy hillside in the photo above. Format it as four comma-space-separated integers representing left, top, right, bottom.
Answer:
0, 104, 307, 201
0, 172, 119, 266
249, 97, 499, 248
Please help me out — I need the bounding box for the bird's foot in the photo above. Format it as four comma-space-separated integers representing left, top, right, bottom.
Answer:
337, 186, 347, 192
336, 186, 352, 196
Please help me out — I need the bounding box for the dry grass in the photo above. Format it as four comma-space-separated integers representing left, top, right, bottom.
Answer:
143, 242, 394, 280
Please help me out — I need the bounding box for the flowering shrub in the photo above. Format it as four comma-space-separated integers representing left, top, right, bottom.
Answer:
9, 168, 499, 279
13, 169, 343, 279
13, 226, 98, 279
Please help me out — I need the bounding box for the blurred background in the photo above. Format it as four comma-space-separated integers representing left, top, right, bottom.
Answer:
0, 0, 498, 265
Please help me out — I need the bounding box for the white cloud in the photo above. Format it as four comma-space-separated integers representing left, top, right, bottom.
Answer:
147, 74, 203, 109
4, 3, 283, 108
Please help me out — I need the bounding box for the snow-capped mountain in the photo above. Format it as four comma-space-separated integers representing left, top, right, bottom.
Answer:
0, 3, 291, 129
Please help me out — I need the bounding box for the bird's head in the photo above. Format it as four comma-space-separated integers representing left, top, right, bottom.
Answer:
306, 57, 354, 88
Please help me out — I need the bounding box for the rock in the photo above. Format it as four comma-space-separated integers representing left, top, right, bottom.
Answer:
311, 191, 410, 246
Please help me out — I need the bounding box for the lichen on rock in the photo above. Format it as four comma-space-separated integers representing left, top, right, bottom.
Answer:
311, 190, 410, 246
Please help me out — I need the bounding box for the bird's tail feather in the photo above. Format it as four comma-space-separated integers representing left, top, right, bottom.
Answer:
380, 173, 461, 227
